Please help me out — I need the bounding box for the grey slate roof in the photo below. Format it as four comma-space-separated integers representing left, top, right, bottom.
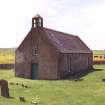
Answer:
42, 27, 92, 53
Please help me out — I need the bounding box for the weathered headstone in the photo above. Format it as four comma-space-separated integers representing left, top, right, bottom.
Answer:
0, 79, 10, 98
19, 96, 25, 102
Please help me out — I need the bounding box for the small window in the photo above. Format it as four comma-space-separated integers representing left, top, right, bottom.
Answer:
94, 56, 98, 58
34, 19, 36, 23
34, 49, 38, 55
33, 19, 36, 28
100, 56, 102, 59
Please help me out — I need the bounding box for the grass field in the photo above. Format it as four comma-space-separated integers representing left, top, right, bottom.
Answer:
0, 65, 105, 105
93, 50, 105, 55
0, 48, 15, 64
93, 50, 105, 62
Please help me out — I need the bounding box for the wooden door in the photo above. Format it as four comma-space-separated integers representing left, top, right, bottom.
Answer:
31, 63, 38, 79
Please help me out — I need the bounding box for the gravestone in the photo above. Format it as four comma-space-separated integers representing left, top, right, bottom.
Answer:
19, 96, 25, 102
0, 79, 10, 98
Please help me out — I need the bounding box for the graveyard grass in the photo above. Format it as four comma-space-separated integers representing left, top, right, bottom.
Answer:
0, 65, 105, 105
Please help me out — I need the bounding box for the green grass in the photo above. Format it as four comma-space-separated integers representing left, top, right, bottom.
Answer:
93, 50, 105, 55
93, 50, 105, 61
0, 48, 15, 64
0, 65, 105, 105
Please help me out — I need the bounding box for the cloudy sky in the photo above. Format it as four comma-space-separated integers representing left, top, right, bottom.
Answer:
0, 0, 105, 50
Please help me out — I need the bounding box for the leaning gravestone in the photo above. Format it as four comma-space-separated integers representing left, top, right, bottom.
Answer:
0, 79, 10, 98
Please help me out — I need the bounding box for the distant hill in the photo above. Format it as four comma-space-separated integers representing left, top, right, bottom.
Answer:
0, 48, 16, 52
93, 50, 105, 55
0, 48, 16, 64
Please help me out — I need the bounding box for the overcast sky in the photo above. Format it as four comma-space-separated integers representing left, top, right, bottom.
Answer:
0, 0, 105, 50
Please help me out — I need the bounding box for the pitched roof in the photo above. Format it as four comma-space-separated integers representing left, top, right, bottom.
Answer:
41, 27, 92, 53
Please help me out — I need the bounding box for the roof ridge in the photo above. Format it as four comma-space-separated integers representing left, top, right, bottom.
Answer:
43, 27, 77, 37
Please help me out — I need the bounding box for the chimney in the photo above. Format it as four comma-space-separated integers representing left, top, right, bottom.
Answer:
32, 14, 43, 28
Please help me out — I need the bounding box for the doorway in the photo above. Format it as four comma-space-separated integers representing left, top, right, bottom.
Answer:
31, 63, 38, 79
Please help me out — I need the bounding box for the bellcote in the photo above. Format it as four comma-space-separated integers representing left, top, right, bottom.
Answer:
32, 15, 43, 28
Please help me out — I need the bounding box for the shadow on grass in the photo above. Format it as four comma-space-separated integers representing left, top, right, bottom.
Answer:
63, 68, 104, 81
9, 96, 14, 99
